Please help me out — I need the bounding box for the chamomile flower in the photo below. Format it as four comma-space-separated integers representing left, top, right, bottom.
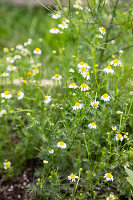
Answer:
106, 194, 115, 200
119, 50, 123, 54
49, 149, 54, 154
110, 59, 122, 66
68, 83, 78, 89
6, 57, 14, 63
16, 44, 23, 50
2, 72, 9, 77
33, 68, 39, 74
0, 110, 7, 116
77, 62, 91, 69
33, 48, 41, 55
3, 160, 11, 169
82, 71, 90, 80
73, 102, 83, 110
68, 173, 79, 182
99, 26, 106, 35
3, 48, 9, 53
96, 34, 103, 39
13, 55, 22, 60
17, 92, 24, 100
78, 67, 87, 75
7, 65, 17, 71
104, 173, 114, 181
116, 133, 123, 141
27, 71, 33, 76
73, 3, 83, 10
21, 48, 29, 56
58, 22, 68, 29
57, 141, 67, 149
49, 28, 60, 34
44, 96, 51, 104
88, 122, 97, 129
69, 68, 75, 73
80, 83, 90, 91
1, 90, 12, 99
112, 126, 117, 131
52, 74, 62, 81
101, 93, 111, 101
21, 79, 27, 84
91, 101, 99, 109
43, 160, 48, 164
52, 13, 61, 19
103, 66, 114, 74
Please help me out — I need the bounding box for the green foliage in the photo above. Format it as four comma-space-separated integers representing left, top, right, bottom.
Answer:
125, 168, 133, 187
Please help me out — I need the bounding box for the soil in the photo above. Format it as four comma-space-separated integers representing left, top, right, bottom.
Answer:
0, 159, 39, 200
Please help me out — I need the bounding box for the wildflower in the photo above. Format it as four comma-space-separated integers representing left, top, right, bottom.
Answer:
27, 71, 32, 76
68, 83, 78, 89
91, 101, 99, 109
43, 160, 48, 164
112, 126, 117, 131
26, 113, 30, 116
52, 13, 61, 19
33, 68, 39, 74
1, 90, 12, 99
7, 65, 17, 71
52, 74, 62, 81
17, 92, 24, 100
104, 173, 114, 181
3, 160, 11, 169
16, 44, 23, 50
110, 59, 122, 66
73, 102, 83, 110
78, 67, 88, 75
101, 93, 111, 101
103, 65, 114, 74
21, 48, 29, 56
119, 50, 123, 54
2, 72, 9, 77
96, 34, 103, 39
21, 79, 27, 84
14, 55, 22, 60
77, 62, 91, 69
6, 57, 14, 63
44, 96, 51, 104
117, 111, 123, 114
99, 27, 106, 35
33, 48, 41, 55
107, 132, 110, 135
124, 162, 130, 169
124, 135, 128, 139
69, 68, 75, 73
88, 122, 96, 129
106, 194, 115, 200
68, 173, 79, 182
49, 149, 54, 154
3, 48, 9, 53
80, 83, 90, 91
116, 133, 123, 141
0, 110, 7, 116
49, 28, 60, 34
111, 40, 115, 44
52, 50, 56, 54
57, 141, 67, 149
73, 2, 83, 10
82, 71, 90, 80
58, 22, 68, 29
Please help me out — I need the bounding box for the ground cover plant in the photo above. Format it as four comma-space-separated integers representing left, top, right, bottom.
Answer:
0, 0, 133, 199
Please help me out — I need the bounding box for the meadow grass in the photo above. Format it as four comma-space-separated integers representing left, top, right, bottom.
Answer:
0, 0, 133, 199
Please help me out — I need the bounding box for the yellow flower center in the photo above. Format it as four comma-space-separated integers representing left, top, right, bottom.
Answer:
59, 141, 65, 146
117, 133, 122, 139
82, 83, 87, 88
81, 67, 86, 71
17, 44, 21, 46
9, 58, 13, 61
45, 96, 48, 100
107, 173, 112, 178
4, 91, 10, 95
80, 62, 84, 65
53, 28, 57, 30
34, 68, 39, 71
62, 22, 65, 26
91, 122, 96, 126
55, 74, 59, 78
86, 71, 90, 76
107, 66, 112, 69
9, 65, 13, 69
93, 103, 98, 107
17, 92, 21, 97
114, 59, 119, 63
27, 72, 32, 76
5, 162, 10, 168
109, 197, 113, 200
75, 102, 80, 106
103, 93, 108, 98
101, 27, 105, 32
35, 48, 40, 52
71, 83, 76, 86
70, 174, 75, 179
23, 80, 26, 84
